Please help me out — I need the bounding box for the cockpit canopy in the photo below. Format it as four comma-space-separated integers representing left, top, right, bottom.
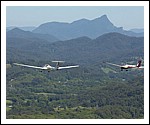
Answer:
44, 64, 52, 68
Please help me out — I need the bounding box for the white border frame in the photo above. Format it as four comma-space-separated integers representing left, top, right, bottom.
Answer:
1, 1, 149, 124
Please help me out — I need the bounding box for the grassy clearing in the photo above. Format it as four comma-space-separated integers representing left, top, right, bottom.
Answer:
101, 67, 117, 74
6, 100, 13, 105
6, 64, 11, 69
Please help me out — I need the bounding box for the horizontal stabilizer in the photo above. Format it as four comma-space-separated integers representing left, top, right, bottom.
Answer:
52, 61, 65, 63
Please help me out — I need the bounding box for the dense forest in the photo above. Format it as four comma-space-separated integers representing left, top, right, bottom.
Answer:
6, 60, 144, 119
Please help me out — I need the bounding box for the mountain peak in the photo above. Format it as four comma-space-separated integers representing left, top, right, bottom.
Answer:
7, 27, 28, 34
93, 14, 110, 22
100, 14, 108, 19
11, 27, 23, 31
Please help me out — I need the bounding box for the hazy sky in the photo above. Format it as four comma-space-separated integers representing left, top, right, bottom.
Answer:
6, 5, 144, 30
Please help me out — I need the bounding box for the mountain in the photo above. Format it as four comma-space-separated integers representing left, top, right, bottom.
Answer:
7, 28, 59, 43
7, 32, 144, 65
129, 28, 144, 33
32, 15, 143, 40
6, 26, 36, 32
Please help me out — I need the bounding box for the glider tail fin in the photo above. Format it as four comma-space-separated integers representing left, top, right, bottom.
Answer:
136, 60, 142, 67
52, 61, 65, 69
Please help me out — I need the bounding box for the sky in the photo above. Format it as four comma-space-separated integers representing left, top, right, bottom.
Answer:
6, 3, 144, 30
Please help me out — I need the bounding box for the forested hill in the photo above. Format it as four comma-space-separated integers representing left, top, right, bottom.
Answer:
7, 32, 144, 66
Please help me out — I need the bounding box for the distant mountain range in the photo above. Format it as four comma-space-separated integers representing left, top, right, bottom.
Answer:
6, 15, 144, 41
6, 26, 36, 32
32, 15, 144, 40
7, 28, 59, 43
129, 28, 144, 33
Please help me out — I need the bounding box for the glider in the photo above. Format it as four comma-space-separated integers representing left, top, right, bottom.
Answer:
13, 61, 79, 72
105, 60, 144, 71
